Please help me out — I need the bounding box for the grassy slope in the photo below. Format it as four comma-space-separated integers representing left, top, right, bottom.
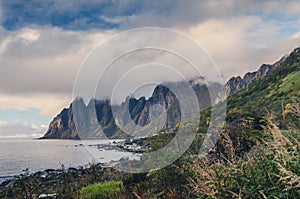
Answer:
181, 48, 300, 198
225, 49, 300, 129
3, 49, 300, 199
115, 48, 300, 198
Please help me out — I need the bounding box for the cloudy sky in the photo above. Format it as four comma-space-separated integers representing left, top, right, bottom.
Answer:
0, 0, 300, 139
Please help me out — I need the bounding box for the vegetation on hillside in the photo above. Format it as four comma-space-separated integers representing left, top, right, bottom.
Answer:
1, 48, 300, 198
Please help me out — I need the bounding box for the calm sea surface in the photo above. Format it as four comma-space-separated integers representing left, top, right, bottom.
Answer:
0, 139, 137, 183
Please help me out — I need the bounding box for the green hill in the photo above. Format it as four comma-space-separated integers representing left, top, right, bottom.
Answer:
133, 47, 300, 198
2, 47, 300, 199
226, 47, 300, 130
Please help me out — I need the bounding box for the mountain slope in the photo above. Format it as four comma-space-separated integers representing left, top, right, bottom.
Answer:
213, 46, 300, 136
42, 46, 300, 140
226, 47, 300, 116
216, 54, 288, 103
41, 80, 221, 139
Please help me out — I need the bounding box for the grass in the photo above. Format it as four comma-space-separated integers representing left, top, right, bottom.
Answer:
278, 71, 300, 96
80, 181, 125, 199
185, 118, 300, 199
3, 49, 300, 199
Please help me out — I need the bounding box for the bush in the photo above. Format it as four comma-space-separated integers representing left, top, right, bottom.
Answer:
80, 181, 125, 199
186, 120, 300, 199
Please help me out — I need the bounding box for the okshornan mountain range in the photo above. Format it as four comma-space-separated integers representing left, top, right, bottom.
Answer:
40, 46, 299, 140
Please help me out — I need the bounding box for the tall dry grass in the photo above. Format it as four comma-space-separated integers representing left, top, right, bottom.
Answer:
186, 117, 300, 199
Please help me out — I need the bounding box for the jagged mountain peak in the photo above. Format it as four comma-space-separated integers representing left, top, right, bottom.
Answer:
41, 79, 221, 139
215, 46, 299, 103
41, 46, 300, 140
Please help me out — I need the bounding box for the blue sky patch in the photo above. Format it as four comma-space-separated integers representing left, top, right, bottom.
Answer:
1, 0, 139, 30
0, 108, 51, 125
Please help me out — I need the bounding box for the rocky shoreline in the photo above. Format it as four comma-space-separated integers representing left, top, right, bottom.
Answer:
0, 162, 109, 198
77, 138, 150, 154
0, 159, 138, 198
0, 138, 149, 198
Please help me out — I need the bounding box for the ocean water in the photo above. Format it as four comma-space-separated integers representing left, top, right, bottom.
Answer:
0, 139, 137, 183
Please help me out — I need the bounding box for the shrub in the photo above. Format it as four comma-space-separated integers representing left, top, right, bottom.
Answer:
186, 120, 300, 199
80, 181, 125, 199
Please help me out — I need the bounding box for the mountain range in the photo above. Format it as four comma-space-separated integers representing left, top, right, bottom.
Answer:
40, 47, 300, 139
41, 80, 221, 139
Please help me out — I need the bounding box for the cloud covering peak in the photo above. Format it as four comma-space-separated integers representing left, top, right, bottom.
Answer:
0, 0, 300, 138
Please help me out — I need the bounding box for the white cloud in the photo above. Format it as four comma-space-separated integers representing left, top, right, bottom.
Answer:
261, 0, 300, 16
0, 120, 46, 139
291, 31, 300, 39
184, 17, 300, 78
0, 26, 115, 115
0, 93, 71, 116
100, 16, 126, 24
17, 28, 40, 42
0, 26, 116, 94
118, 1, 300, 30
0, 22, 299, 116
0, 0, 299, 120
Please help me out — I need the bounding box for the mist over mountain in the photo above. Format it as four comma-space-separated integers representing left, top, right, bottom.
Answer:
41, 79, 222, 139
41, 46, 300, 140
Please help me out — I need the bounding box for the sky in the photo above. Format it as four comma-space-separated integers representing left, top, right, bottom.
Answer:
0, 0, 300, 139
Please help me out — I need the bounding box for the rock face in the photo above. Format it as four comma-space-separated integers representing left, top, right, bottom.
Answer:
41, 80, 222, 139
43, 107, 78, 139
215, 54, 288, 103
42, 47, 300, 140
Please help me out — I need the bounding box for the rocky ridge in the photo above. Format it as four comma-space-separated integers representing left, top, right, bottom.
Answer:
215, 54, 289, 103
42, 46, 300, 140
41, 80, 221, 139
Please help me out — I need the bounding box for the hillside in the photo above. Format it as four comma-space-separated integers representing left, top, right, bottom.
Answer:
185, 46, 300, 199
3, 47, 300, 199
226, 47, 300, 129
215, 54, 288, 103
41, 47, 295, 140
118, 46, 300, 198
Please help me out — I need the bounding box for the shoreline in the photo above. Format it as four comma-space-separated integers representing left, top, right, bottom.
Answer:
0, 156, 145, 198
0, 162, 113, 198
0, 138, 148, 197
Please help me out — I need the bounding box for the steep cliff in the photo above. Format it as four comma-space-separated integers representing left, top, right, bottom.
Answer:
42, 46, 300, 140
42, 106, 78, 139
41, 80, 221, 139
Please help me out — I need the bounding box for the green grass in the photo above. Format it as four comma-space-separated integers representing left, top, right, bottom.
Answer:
278, 71, 300, 96
80, 181, 125, 199
3, 48, 300, 199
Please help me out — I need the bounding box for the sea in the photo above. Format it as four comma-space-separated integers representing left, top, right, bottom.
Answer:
0, 139, 138, 183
